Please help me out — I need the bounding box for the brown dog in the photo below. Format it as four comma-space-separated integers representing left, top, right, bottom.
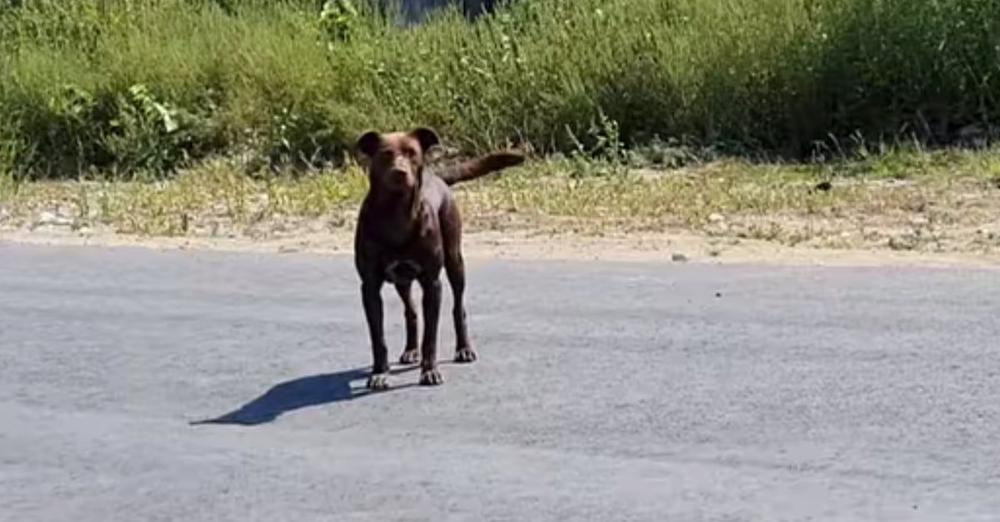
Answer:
353, 127, 524, 389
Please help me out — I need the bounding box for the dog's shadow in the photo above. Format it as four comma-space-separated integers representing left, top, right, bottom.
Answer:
190, 365, 419, 426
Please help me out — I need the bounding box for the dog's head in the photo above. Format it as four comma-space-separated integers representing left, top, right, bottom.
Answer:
355, 127, 440, 194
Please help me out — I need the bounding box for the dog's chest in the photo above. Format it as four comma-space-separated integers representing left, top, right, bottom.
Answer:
384, 259, 422, 284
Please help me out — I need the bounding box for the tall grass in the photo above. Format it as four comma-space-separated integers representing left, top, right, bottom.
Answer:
1, 0, 1000, 178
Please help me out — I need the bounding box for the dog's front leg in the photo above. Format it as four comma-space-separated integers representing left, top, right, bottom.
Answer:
418, 276, 443, 385
362, 278, 390, 390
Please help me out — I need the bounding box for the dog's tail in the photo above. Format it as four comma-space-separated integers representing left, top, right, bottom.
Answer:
437, 151, 525, 186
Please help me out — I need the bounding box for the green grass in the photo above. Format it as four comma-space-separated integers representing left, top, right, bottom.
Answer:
1, 0, 1000, 179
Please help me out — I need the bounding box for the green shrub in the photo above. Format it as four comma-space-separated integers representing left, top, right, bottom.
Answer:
1, 0, 999, 178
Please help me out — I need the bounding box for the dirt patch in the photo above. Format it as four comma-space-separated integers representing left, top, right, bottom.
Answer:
4, 221, 998, 270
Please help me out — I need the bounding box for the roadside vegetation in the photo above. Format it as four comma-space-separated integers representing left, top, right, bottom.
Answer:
3, 147, 999, 254
1, 0, 999, 254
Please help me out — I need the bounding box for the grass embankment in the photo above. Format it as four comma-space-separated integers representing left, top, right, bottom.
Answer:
1, 1, 999, 255
2, 0, 1000, 176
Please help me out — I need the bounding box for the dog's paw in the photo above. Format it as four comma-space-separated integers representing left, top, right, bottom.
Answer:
419, 368, 444, 386
398, 349, 420, 364
454, 347, 478, 363
366, 373, 390, 390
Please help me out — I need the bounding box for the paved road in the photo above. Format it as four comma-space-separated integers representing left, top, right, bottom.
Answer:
1, 243, 998, 522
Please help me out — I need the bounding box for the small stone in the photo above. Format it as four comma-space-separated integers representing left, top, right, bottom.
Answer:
814, 181, 833, 192
708, 213, 725, 223
715, 292, 722, 298
888, 235, 919, 251
35, 211, 74, 227
671, 253, 688, 262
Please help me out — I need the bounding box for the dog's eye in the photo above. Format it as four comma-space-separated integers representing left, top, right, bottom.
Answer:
402, 147, 417, 159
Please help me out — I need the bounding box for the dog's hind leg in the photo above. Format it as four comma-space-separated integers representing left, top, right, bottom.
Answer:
395, 281, 420, 364
418, 275, 444, 386
445, 250, 476, 364
442, 205, 476, 364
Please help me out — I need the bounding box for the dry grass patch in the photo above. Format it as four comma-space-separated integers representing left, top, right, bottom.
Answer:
3, 148, 1000, 255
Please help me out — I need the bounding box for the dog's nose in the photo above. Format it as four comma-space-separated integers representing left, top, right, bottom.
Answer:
389, 169, 408, 182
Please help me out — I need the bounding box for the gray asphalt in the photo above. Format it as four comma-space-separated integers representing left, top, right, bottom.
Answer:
1, 243, 998, 522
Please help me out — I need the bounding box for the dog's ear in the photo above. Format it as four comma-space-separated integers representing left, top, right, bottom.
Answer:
409, 127, 440, 154
355, 131, 382, 159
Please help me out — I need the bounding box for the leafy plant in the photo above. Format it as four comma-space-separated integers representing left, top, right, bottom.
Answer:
103, 84, 215, 175
319, 0, 359, 43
